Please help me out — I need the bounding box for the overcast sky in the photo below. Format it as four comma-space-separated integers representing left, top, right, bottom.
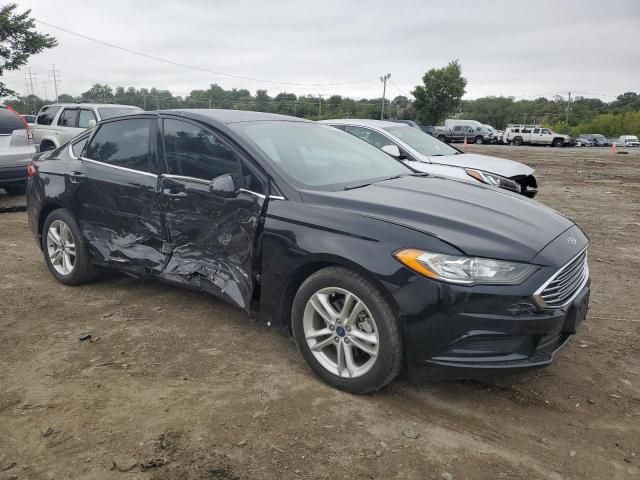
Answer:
4, 0, 639, 102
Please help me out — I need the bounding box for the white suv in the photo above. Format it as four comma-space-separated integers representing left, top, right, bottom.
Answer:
33, 103, 143, 152
504, 124, 571, 147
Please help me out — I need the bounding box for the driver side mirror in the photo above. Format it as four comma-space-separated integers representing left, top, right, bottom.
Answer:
209, 172, 240, 197
381, 144, 402, 158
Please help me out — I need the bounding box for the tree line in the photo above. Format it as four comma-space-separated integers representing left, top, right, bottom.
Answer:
2, 4, 639, 137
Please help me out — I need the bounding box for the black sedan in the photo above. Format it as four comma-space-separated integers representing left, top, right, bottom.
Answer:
26, 110, 590, 393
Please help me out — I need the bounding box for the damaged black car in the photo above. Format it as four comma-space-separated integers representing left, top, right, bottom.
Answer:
26, 110, 590, 393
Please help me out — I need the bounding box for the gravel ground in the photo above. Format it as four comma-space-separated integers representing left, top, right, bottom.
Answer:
0, 145, 638, 479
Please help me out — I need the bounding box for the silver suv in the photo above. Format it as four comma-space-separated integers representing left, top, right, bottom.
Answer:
33, 103, 143, 151
0, 106, 36, 196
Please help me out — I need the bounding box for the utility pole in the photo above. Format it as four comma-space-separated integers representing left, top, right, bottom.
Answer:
318, 94, 325, 119
42, 81, 48, 101
49, 64, 61, 101
25, 68, 37, 96
380, 73, 391, 120
565, 91, 572, 125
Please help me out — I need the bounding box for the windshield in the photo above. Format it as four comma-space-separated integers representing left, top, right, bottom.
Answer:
98, 107, 143, 120
232, 121, 412, 190
383, 125, 459, 156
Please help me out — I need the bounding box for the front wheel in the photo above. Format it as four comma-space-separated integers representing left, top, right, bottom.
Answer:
552, 138, 564, 147
474, 136, 484, 145
42, 208, 100, 285
291, 266, 403, 394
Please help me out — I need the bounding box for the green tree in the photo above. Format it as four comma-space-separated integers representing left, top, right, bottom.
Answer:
0, 3, 57, 97
412, 60, 467, 125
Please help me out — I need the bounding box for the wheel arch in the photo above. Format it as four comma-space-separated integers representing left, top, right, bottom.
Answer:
271, 254, 401, 334
37, 201, 66, 245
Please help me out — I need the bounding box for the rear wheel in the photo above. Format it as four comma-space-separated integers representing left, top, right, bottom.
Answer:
42, 209, 100, 285
291, 266, 403, 394
512, 136, 523, 146
474, 136, 484, 145
3, 183, 26, 196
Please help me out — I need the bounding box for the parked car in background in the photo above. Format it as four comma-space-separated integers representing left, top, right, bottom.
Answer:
32, 103, 143, 152
387, 119, 420, 128
577, 133, 609, 147
0, 106, 36, 196
575, 135, 596, 147
432, 121, 496, 144
321, 119, 538, 197
21, 114, 36, 126
484, 124, 504, 144
618, 135, 640, 147
504, 125, 571, 147
27, 109, 590, 393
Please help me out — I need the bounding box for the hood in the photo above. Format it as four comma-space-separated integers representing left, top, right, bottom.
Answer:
425, 153, 534, 178
302, 175, 574, 262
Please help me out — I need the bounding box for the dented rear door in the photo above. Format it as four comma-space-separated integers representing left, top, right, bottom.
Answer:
157, 118, 264, 311
75, 116, 167, 271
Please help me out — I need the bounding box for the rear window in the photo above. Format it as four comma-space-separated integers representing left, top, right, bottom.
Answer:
0, 109, 26, 135
36, 106, 61, 126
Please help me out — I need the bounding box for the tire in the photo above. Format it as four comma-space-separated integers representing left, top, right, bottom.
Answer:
552, 138, 564, 147
42, 208, 100, 285
4, 183, 26, 196
291, 266, 403, 394
437, 135, 447, 142
474, 136, 484, 145
512, 137, 523, 146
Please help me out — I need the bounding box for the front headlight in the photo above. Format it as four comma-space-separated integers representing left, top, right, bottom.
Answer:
465, 168, 520, 192
393, 249, 538, 285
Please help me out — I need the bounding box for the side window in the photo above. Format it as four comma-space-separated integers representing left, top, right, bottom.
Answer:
514, 128, 520, 133
36, 106, 61, 126
58, 109, 78, 127
541, 129, 550, 134
344, 126, 392, 149
533, 128, 540, 134
86, 118, 154, 173
71, 136, 89, 157
453, 126, 462, 132
242, 161, 266, 195
78, 109, 97, 128
329, 124, 346, 131
163, 119, 239, 180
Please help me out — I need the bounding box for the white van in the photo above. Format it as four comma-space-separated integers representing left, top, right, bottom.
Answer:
619, 135, 640, 147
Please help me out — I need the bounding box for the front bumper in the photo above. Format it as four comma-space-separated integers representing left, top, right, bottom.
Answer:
392, 228, 590, 382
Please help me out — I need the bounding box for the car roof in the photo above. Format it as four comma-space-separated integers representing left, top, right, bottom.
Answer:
319, 118, 405, 129
158, 109, 311, 125
43, 103, 142, 109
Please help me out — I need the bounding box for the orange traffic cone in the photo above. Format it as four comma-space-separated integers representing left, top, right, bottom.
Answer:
611, 143, 617, 154
463, 136, 468, 151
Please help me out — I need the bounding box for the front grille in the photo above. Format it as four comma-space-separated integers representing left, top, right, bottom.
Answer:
535, 249, 588, 308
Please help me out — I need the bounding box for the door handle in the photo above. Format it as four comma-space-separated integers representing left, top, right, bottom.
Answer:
69, 172, 87, 183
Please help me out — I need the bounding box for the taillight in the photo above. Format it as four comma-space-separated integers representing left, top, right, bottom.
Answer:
27, 162, 37, 177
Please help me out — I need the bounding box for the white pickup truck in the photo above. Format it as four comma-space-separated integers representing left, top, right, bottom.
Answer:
504, 125, 572, 147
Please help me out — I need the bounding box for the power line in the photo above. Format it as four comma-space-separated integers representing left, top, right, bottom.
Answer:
35, 19, 379, 88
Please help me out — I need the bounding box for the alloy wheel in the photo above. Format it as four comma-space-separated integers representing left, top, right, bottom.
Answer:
46, 220, 76, 276
303, 287, 379, 378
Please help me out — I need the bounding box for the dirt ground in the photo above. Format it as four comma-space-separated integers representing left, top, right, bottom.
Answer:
1, 145, 639, 480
